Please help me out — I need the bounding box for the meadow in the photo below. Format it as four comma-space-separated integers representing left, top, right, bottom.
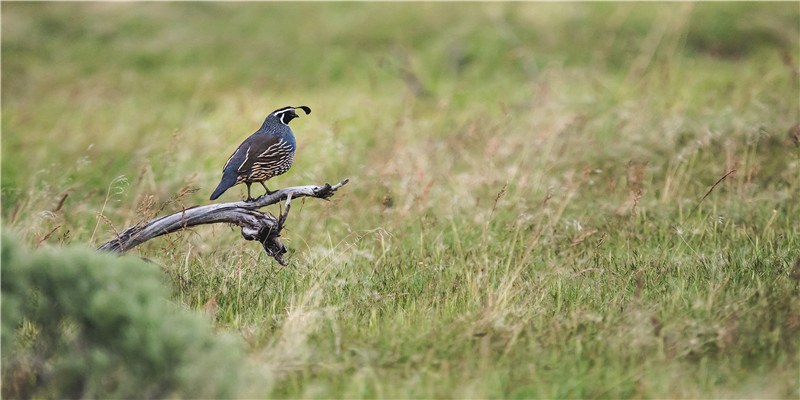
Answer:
2, 2, 799, 398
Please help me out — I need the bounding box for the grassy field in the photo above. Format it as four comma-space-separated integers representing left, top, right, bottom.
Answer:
3, 2, 800, 398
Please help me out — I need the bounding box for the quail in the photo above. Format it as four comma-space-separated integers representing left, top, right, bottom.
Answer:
210, 106, 311, 201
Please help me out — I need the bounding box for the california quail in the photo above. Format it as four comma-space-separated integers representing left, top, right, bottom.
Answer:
209, 106, 311, 201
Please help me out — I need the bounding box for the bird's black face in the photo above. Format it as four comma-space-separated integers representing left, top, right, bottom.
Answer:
283, 111, 299, 124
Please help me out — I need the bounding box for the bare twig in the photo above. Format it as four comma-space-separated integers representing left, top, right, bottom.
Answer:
689, 169, 736, 217
53, 192, 69, 213
98, 179, 349, 265
36, 225, 61, 247
570, 267, 600, 279
569, 229, 599, 247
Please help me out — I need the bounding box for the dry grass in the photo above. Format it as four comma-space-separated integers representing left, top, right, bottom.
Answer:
3, 2, 799, 398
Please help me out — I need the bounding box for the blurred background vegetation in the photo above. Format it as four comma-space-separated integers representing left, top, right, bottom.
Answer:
2, 2, 799, 398
1, 234, 247, 398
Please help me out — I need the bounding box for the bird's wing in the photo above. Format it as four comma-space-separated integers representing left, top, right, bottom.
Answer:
222, 141, 250, 174
250, 135, 295, 169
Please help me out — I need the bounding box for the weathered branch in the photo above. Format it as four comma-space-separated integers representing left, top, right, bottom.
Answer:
97, 179, 349, 265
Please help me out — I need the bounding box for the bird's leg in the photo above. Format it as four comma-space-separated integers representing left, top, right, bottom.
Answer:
260, 181, 274, 196
245, 182, 254, 202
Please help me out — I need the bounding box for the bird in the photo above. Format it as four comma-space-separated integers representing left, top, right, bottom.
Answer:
209, 105, 311, 202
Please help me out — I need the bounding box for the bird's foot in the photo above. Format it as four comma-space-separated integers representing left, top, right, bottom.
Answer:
245, 196, 255, 202
260, 182, 274, 196
251, 192, 272, 202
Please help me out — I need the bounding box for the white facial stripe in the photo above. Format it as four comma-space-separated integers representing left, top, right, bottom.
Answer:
272, 108, 296, 125
273, 107, 293, 114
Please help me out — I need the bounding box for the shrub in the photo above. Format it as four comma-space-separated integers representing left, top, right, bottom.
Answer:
1, 233, 246, 399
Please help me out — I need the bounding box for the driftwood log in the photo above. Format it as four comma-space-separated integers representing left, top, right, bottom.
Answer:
98, 179, 349, 265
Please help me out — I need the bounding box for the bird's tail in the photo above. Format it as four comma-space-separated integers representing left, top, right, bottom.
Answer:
209, 175, 236, 200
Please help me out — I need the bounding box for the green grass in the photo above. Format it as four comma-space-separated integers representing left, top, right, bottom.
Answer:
3, 2, 799, 398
